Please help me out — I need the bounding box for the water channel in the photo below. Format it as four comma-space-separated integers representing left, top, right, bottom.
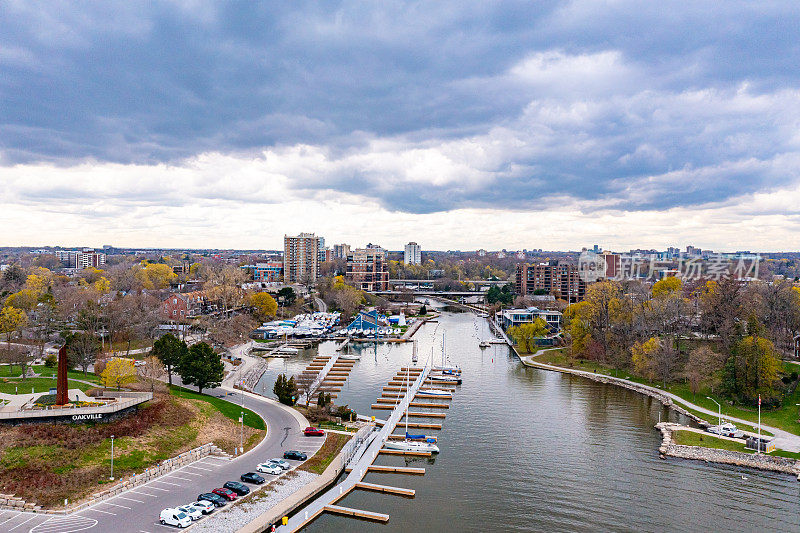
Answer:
257, 306, 800, 532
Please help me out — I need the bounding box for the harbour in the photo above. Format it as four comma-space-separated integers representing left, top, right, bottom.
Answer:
256, 305, 800, 532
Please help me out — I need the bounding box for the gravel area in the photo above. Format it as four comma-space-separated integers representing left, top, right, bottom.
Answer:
190, 470, 319, 532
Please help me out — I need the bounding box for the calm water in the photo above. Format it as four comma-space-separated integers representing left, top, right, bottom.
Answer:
258, 308, 800, 532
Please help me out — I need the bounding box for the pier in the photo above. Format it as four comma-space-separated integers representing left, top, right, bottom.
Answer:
278, 362, 453, 531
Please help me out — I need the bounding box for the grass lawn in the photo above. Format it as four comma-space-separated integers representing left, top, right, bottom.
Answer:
672, 430, 800, 460
0, 377, 97, 394
299, 432, 350, 475
0, 364, 103, 384
168, 385, 266, 430
532, 349, 796, 437
0, 394, 265, 508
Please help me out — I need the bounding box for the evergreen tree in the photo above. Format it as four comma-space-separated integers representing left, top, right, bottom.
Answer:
152, 333, 188, 386
177, 342, 224, 394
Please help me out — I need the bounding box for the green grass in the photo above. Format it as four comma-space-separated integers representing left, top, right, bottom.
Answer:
531, 349, 794, 437
299, 432, 350, 474
0, 377, 97, 394
0, 364, 103, 385
672, 430, 800, 460
168, 385, 266, 430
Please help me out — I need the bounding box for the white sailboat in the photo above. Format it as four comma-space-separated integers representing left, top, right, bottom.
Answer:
411, 339, 418, 363
384, 354, 439, 454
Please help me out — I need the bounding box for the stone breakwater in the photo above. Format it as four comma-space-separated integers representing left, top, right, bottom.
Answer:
656, 423, 800, 477
520, 357, 708, 428
0, 442, 230, 514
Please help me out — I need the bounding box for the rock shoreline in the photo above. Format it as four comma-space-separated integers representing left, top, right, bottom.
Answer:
656, 423, 800, 477
521, 354, 800, 478
520, 356, 709, 427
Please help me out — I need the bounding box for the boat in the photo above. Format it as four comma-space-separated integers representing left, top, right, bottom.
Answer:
405, 432, 437, 443
339, 354, 361, 360
275, 346, 299, 354
386, 356, 439, 454
411, 339, 418, 363
479, 340, 491, 348
384, 439, 439, 453
429, 374, 461, 385
419, 389, 452, 397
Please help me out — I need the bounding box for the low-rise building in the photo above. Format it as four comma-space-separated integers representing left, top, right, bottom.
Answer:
162, 291, 205, 320
496, 307, 563, 331
241, 262, 284, 283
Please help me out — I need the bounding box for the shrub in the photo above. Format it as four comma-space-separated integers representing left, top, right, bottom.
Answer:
43, 354, 57, 368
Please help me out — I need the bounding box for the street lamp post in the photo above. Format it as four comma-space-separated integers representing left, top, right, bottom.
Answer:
239, 412, 244, 455
707, 397, 721, 428
110, 435, 115, 480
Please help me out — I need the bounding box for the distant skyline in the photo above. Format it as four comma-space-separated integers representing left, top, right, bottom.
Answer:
2, 3, 800, 250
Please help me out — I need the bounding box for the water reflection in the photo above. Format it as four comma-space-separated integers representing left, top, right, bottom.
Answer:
260, 311, 800, 532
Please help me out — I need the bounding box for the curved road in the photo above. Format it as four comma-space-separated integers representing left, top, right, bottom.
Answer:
0, 384, 321, 533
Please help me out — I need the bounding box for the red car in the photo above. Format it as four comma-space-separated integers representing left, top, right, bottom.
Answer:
212, 487, 238, 501
304, 426, 325, 436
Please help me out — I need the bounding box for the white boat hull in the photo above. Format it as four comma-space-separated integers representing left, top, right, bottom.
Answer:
384, 440, 439, 453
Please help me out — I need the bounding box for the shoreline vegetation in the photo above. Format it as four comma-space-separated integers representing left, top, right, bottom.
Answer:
520, 347, 800, 477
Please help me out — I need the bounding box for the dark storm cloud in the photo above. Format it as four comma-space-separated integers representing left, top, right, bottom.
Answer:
2, 0, 800, 213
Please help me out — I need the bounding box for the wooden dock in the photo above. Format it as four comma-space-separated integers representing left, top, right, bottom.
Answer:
355, 481, 416, 497
378, 449, 432, 457
324, 504, 389, 522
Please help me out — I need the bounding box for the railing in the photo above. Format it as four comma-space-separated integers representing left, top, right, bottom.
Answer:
342, 425, 374, 467
0, 392, 153, 419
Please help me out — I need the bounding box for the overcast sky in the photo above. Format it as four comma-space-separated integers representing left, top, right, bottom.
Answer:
2, 1, 800, 251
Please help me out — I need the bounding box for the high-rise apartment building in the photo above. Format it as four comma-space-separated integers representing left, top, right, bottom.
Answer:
347, 247, 389, 291
333, 244, 351, 259
516, 261, 587, 304
404, 242, 421, 265
55, 249, 106, 269
284, 233, 322, 284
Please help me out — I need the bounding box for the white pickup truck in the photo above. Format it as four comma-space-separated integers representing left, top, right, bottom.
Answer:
707, 422, 744, 439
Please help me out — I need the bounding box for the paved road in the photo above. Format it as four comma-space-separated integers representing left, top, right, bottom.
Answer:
3, 387, 321, 533
314, 297, 327, 313
523, 349, 800, 452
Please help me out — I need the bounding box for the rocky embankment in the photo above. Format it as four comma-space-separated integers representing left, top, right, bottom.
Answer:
656, 422, 800, 477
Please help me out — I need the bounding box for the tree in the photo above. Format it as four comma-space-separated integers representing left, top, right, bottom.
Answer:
178, 342, 224, 394
249, 292, 278, 322
631, 337, 660, 381
101, 358, 137, 390
138, 356, 165, 392
508, 318, 550, 353
273, 373, 298, 406
563, 301, 593, 359
277, 287, 296, 307
65, 332, 101, 376
685, 346, 724, 396
134, 262, 177, 290
0, 306, 28, 355
723, 333, 781, 403
152, 333, 188, 385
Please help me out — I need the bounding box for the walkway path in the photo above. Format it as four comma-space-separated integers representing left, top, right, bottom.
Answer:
278, 365, 432, 531
314, 297, 327, 312
520, 349, 800, 453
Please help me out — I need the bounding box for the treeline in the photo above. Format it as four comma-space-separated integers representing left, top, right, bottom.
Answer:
563, 277, 800, 407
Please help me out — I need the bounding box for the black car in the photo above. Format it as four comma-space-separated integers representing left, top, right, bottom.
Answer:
241, 472, 265, 484
223, 481, 251, 496
283, 450, 307, 461
197, 492, 227, 507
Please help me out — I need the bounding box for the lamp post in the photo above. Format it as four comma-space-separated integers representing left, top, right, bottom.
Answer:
707, 397, 721, 428
239, 412, 244, 455
110, 435, 115, 480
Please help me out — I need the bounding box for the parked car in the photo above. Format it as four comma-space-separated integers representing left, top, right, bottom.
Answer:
176, 505, 203, 521
267, 458, 291, 470
304, 426, 325, 436
197, 493, 227, 507
212, 487, 238, 501
160, 508, 192, 528
707, 422, 744, 439
241, 472, 265, 484
190, 500, 215, 515
257, 462, 283, 475
283, 450, 308, 461
223, 481, 251, 496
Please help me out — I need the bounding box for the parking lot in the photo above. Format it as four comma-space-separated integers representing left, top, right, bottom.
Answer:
0, 388, 323, 533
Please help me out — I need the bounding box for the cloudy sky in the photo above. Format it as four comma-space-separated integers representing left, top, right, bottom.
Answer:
2, 1, 800, 251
